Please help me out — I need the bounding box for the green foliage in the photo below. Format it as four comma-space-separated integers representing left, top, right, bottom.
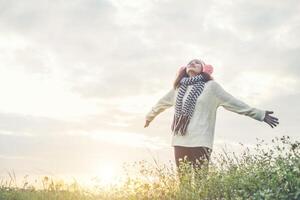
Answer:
1, 135, 299, 200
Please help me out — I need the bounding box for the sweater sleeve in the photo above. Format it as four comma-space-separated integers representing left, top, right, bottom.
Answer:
145, 88, 175, 122
212, 81, 266, 122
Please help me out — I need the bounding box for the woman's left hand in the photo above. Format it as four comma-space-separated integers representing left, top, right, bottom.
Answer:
263, 110, 279, 128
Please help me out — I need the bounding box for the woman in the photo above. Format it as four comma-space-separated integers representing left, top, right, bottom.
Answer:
144, 59, 279, 173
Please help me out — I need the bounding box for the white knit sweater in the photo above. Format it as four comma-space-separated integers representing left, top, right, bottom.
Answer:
145, 80, 266, 149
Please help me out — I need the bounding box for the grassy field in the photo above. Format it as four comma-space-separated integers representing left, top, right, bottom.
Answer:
1, 135, 299, 200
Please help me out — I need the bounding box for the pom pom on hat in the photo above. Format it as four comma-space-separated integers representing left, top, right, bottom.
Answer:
203, 64, 214, 75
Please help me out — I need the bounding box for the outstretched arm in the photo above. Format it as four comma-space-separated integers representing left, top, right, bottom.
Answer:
213, 81, 266, 121
144, 88, 175, 127
212, 81, 279, 128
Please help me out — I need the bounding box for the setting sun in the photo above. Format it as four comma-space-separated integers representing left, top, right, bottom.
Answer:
94, 163, 122, 187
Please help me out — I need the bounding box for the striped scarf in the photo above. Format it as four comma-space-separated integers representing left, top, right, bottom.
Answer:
171, 73, 206, 136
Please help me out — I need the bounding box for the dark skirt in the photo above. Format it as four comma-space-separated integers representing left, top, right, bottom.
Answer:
174, 146, 212, 168
174, 146, 213, 184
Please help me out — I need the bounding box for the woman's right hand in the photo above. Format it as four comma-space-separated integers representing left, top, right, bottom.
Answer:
144, 120, 151, 128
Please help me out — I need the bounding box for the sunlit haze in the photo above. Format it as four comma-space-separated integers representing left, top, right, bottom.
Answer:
1, 0, 300, 186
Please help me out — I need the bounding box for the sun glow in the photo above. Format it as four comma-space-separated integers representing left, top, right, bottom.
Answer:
93, 163, 124, 187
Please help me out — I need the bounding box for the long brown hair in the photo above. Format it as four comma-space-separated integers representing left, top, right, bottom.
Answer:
173, 69, 213, 90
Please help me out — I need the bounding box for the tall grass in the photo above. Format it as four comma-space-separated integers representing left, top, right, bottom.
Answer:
1, 135, 299, 200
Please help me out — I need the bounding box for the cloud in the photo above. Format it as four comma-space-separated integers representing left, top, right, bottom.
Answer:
1, 0, 299, 102
87, 130, 169, 149
223, 70, 300, 105
0, 112, 74, 135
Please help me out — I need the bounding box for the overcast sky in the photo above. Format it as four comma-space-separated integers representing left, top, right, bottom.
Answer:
1, 0, 299, 186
